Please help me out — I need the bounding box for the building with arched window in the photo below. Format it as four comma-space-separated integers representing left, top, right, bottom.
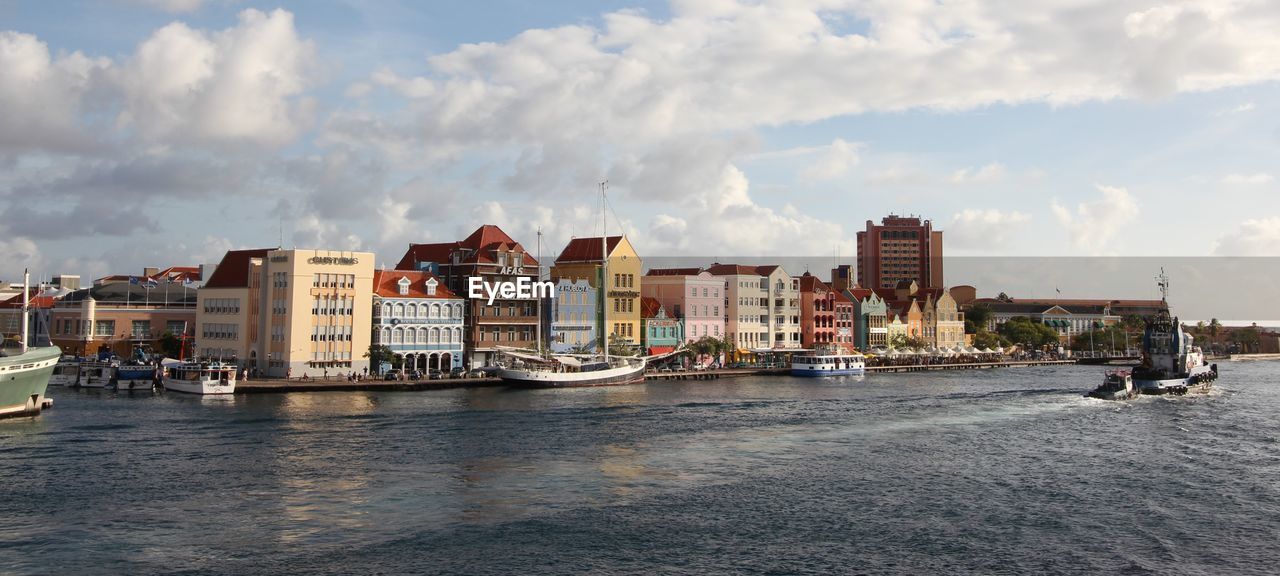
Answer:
372, 270, 465, 373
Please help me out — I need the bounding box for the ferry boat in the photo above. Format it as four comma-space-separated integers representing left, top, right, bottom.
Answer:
162, 361, 236, 395
790, 348, 866, 377
1086, 369, 1138, 400
1, 270, 61, 418
1129, 270, 1217, 396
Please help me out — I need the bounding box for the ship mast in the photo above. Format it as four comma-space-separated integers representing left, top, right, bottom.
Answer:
20, 268, 30, 354
536, 226, 543, 355
601, 180, 609, 364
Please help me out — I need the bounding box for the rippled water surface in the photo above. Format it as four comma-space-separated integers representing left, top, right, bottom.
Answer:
3, 362, 1280, 575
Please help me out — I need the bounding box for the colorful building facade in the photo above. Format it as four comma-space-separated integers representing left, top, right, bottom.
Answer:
372, 270, 465, 372
549, 278, 597, 353
642, 269, 725, 344
397, 225, 541, 368
552, 236, 643, 348
640, 297, 684, 355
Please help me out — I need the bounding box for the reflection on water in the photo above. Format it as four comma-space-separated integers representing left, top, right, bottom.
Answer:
2, 363, 1278, 574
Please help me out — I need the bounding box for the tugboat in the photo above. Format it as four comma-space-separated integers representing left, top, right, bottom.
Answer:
1086, 369, 1137, 400
1129, 270, 1217, 396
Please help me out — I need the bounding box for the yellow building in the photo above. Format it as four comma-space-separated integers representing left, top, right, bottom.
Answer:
551, 236, 642, 347
197, 248, 374, 377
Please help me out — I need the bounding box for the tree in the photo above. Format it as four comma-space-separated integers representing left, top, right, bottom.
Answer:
996, 292, 1012, 303
1229, 325, 1260, 353
157, 331, 182, 359
997, 316, 1060, 348
964, 304, 993, 334
888, 333, 928, 349
1209, 318, 1221, 341
971, 330, 1008, 350
364, 345, 395, 374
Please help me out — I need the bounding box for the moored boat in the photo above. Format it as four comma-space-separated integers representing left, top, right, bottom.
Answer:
790, 349, 866, 377
74, 360, 116, 389
49, 356, 80, 386
499, 354, 646, 388
162, 361, 236, 395
113, 362, 157, 391
1, 270, 61, 418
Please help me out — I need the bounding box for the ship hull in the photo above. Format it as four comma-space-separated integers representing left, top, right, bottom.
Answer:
790, 367, 865, 377
162, 378, 235, 395
1135, 365, 1216, 396
0, 346, 61, 418
500, 362, 646, 388
114, 366, 156, 391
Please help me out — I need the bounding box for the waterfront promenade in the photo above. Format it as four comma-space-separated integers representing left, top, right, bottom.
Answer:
234, 359, 1078, 393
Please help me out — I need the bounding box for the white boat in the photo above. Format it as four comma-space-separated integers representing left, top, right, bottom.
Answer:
497, 181, 648, 389
162, 361, 236, 395
790, 349, 866, 377
499, 352, 647, 388
1086, 369, 1138, 400
74, 360, 116, 388
49, 356, 80, 386
1129, 270, 1218, 396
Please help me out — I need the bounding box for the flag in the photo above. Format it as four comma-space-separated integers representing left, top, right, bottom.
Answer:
1055, 287, 1061, 296
166, 276, 176, 284
144, 278, 158, 289
129, 276, 140, 285
183, 278, 195, 287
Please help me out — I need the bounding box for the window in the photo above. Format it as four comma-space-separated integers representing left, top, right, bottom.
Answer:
95, 320, 115, 337
130, 320, 152, 339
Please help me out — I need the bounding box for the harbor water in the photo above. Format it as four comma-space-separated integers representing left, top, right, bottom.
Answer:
3, 362, 1279, 575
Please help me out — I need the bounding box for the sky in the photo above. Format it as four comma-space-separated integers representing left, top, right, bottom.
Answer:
2, 0, 1280, 300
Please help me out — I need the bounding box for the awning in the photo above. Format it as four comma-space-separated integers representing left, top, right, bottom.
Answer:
648, 346, 676, 355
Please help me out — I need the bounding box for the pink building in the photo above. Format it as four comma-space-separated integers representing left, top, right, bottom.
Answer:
642, 268, 726, 343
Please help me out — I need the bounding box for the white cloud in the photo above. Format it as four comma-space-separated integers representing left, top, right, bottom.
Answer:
128, 0, 206, 13
1215, 102, 1255, 116
949, 162, 1006, 184
1221, 173, 1273, 185
1052, 185, 1140, 254
0, 233, 43, 282
114, 9, 316, 147
0, 31, 110, 155
1213, 218, 1280, 256
948, 209, 1031, 250
799, 138, 862, 181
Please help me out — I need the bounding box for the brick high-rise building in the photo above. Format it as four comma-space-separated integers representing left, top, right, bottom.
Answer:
856, 215, 944, 290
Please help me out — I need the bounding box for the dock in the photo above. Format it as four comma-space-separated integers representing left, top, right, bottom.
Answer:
233, 360, 1078, 393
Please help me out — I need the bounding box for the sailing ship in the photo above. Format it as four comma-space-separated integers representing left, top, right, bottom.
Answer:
1, 270, 61, 418
498, 181, 648, 388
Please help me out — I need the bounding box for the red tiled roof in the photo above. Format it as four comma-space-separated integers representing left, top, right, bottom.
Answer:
972, 297, 1165, 307
640, 296, 664, 319
847, 287, 873, 301
372, 270, 457, 299
556, 236, 623, 264
645, 267, 703, 276
396, 225, 538, 270
204, 249, 274, 289
0, 289, 56, 309
706, 263, 780, 277
799, 274, 828, 293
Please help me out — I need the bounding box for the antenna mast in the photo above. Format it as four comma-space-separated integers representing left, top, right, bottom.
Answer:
1156, 267, 1169, 303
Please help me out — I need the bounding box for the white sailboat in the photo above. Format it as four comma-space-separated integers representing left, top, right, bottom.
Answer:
499, 181, 648, 388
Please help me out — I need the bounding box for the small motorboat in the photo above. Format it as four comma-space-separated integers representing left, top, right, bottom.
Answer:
1087, 369, 1138, 401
